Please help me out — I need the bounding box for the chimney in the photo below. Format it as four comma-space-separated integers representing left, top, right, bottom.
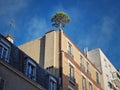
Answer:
5, 34, 14, 43
84, 47, 88, 57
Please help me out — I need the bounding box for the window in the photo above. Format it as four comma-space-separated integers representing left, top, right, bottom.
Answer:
80, 55, 85, 70
49, 76, 57, 90
113, 72, 120, 79
26, 59, 36, 80
82, 76, 86, 90
104, 59, 107, 68
106, 74, 110, 87
87, 62, 91, 76
68, 42, 72, 53
89, 82, 92, 90
109, 64, 111, 69
96, 72, 100, 85
67, 42, 73, 58
69, 64, 75, 83
0, 77, 5, 90
0, 43, 9, 62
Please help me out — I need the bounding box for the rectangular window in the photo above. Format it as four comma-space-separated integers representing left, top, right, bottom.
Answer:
68, 42, 72, 53
69, 65, 75, 83
67, 42, 73, 58
49, 76, 57, 90
82, 76, 86, 90
26, 59, 36, 81
0, 77, 5, 90
89, 82, 92, 90
0, 44, 9, 62
80, 55, 85, 70
96, 72, 100, 85
87, 62, 91, 76
104, 59, 107, 68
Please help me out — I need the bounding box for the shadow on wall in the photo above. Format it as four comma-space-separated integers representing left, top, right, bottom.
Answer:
46, 67, 79, 90
39, 36, 45, 67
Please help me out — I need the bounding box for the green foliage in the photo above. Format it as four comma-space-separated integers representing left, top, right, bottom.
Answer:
51, 12, 70, 29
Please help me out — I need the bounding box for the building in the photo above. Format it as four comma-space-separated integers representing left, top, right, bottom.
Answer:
0, 33, 59, 90
19, 30, 104, 90
87, 48, 120, 90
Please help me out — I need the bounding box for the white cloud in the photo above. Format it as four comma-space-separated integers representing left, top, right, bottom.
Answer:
26, 16, 49, 41
0, 0, 28, 16
77, 16, 116, 51
96, 16, 115, 46
102, 16, 114, 35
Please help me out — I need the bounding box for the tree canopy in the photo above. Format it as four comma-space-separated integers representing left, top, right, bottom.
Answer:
51, 11, 70, 29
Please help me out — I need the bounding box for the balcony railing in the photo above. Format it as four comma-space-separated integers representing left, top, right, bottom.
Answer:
0, 55, 9, 62
69, 77, 76, 85
27, 73, 36, 80
87, 70, 91, 77
108, 81, 119, 90
112, 72, 120, 89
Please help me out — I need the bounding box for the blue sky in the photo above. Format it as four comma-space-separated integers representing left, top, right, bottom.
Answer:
0, 0, 120, 69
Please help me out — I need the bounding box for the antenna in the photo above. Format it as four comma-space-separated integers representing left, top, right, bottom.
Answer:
5, 19, 15, 43
8, 19, 15, 34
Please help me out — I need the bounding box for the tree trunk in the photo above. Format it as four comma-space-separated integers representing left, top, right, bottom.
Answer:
59, 23, 62, 30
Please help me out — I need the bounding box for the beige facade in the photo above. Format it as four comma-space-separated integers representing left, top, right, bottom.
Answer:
0, 60, 46, 90
19, 30, 104, 90
18, 38, 44, 67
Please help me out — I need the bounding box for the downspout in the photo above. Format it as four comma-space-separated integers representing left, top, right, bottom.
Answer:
59, 29, 63, 90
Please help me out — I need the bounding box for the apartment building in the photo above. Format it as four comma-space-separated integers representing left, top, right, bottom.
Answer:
0, 34, 59, 90
19, 30, 104, 90
87, 48, 120, 90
